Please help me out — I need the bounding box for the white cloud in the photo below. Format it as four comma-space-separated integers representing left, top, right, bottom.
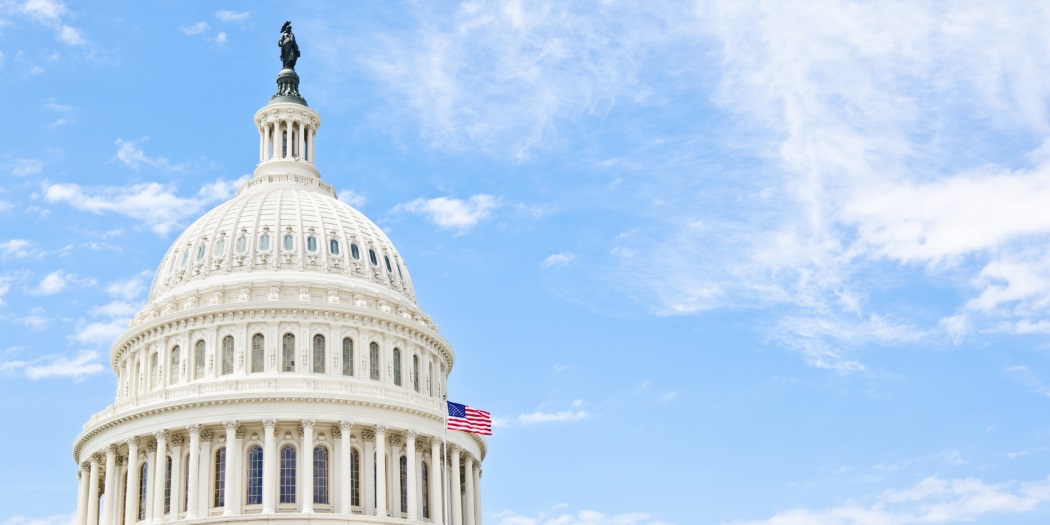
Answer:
43, 175, 247, 235
17, 307, 49, 330
395, 194, 500, 234
337, 189, 367, 208
540, 252, 574, 268
0, 350, 104, 380
493, 508, 675, 525
112, 138, 185, 171
57, 24, 83, 45
43, 102, 74, 112
215, 32, 227, 44
0, 278, 11, 306
180, 21, 209, 35
731, 476, 1050, 525
215, 10, 249, 22
31, 270, 66, 295
0, 239, 34, 259
11, 158, 43, 177
19, 0, 86, 46
516, 409, 590, 425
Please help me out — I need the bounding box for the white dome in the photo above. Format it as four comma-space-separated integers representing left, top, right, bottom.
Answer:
148, 177, 417, 308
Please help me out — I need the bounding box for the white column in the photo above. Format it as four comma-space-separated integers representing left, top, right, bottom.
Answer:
339, 421, 352, 514
449, 446, 461, 525
463, 454, 475, 525
309, 127, 316, 164
262, 419, 276, 513
258, 125, 265, 163
169, 436, 184, 517
124, 357, 135, 401
123, 439, 140, 525
76, 463, 90, 525
111, 460, 126, 525
197, 431, 214, 517
143, 447, 155, 523
301, 419, 315, 513
297, 119, 305, 160
474, 465, 482, 525
374, 425, 387, 517
363, 430, 375, 516
151, 431, 168, 521
388, 434, 401, 517
406, 431, 418, 520
430, 438, 443, 524
284, 120, 292, 159
222, 422, 236, 515
185, 427, 200, 519
101, 445, 118, 525
87, 454, 101, 525
269, 122, 277, 161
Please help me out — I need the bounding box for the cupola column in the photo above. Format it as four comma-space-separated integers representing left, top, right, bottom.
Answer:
309, 126, 316, 163
101, 445, 118, 525
151, 431, 168, 521
269, 122, 278, 161
262, 419, 277, 513
374, 425, 388, 517
86, 455, 101, 525
297, 119, 305, 160
301, 419, 315, 513
463, 453, 476, 525
430, 437, 443, 524
338, 421, 353, 514
76, 463, 90, 525
449, 445, 461, 525
222, 422, 237, 516
185, 427, 200, 519
406, 431, 418, 520
259, 125, 266, 163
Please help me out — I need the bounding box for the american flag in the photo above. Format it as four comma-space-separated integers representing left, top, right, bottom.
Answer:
447, 401, 492, 436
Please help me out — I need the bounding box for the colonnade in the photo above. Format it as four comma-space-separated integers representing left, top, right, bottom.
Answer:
74, 421, 483, 525
258, 116, 315, 164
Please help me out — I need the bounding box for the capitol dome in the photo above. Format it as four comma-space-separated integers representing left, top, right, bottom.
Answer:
71, 24, 486, 525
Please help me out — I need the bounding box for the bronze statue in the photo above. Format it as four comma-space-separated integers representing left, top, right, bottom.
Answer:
279, 21, 300, 70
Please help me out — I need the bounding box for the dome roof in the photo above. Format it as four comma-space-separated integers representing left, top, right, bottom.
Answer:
148, 176, 416, 306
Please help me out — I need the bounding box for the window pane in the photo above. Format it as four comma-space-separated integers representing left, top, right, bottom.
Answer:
393, 348, 402, 387
169, 346, 180, 385
194, 340, 205, 380
246, 446, 263, 505
342, 338, 353, 376
259, 233, 270, 251
139, 464, 149, 520
251, 334, 265, 373
413, 355, 420, 392
283, 234, 293, 251
330, 239, 340, 255
399, 456, 407, 513
369, 249, 378, 266
307, 236, 317, 252
369, 342, 380, 380
385, 255, 393, 273
282, 333, 295, 372
215, 238, 225, 254
214, 448, 226, 507
197, 244, 206, 261
351, 244, 360, 260
313, 446, 329, 504
350, 449, 360, 507
313, 334, 325, 373
279, 446, 296, 503
222, 336, 234, 375
422, 462, 430, 518
236, 236, 246, 253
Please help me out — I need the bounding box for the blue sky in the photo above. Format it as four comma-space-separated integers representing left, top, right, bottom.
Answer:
3, 1, 1050, 524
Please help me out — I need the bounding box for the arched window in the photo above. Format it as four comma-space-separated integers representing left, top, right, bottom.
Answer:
329, 239, 340, 255
351, 243, 360, 260
421, 461, 430, 518
307, 236, 318, 252
279, 446, 296, 503
283, 233, 294, 251
312, 334, 325, 374
215, 237, 226, 255
138, 463, 148, 520
259, 233, 270, 251
342, 338, 353, 376
251, 334, 265, 373
369, 249, 378, 266
428, 362, 434, 396
282, 333, 295, 372
350, 448, 360, 507
369, 342, 380, 380
150, 353, 159, 390
313, 446, 329, 504
221, 336, 234, 375
214, 447, 226, 507
399, 455, 408, 513
196, 244, 206, 261
194, 340, 205, 380
393, 348, 402, 387
235, 235, 247, 253
246, 445, 263, 505
164, 455, 173, 513
413, 354, 420, 392
169, 346, 180, 385
385, 255, 393, 273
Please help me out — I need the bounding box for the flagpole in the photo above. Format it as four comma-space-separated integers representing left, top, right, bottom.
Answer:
443, 393, 451, 525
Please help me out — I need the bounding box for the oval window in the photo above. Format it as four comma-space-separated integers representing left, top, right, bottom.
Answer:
307, 236, 317, 252
259, 233, 270, 251
283, 234, 294, 251
215, 238, 226, 255
351, 243, 360, 260
369, 249, 378, 266
236, 236, 247, 253
196, 244, 206, 261
384, 255, 392, 273
397, 264, 404, 280
330, 239, 340, 255
181, 249, 190, 267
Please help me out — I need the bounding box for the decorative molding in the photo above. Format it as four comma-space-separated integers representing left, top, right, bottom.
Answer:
153, 429, 168, 442
235, 426, 246, 439
330, 425, 341, 438
405, 429, 418, 441
223, 420, 238, 432
200, 430, 214, 441
361, 429, 375, 441
169, 434, 185, 447
301, 418, 315, 429
186, 424, 201, 437
389, 434, 403, 447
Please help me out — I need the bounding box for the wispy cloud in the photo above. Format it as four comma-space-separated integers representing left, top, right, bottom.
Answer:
394, 194, 500, 234
180, 21, 209, 36
730, 476, 1050, 525
494, 507, 675, 525
112, 138, 186, 171
0, 239, 34, 259
215, 10, 249, 23
540, 252, 574, 268
71, 272, 150, 348
11, 158, 44, 177
2, 513, 75, 525
513, 400, 591, 426
19, 0, 87, 46
337, 189, 367, 208
0, 350, 103, 380
30, 270, 67, 295
42, 175, 247, 235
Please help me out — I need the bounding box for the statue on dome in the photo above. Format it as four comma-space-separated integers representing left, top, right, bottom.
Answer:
279, 21, 300, 70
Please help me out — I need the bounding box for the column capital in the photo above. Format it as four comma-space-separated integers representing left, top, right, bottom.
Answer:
90, 452, 103, 463
447, 443, 460, 455
80, 461, 91, 472
374, 424, 388, 436
262, 418, 277, 429
145, 440, 157, 452
105, 444, 118, 455
339, 420, 353, 431
115, 456, 125, 466
389, 434, 403, 447
153, 429, 168, 441
301, 418, 315, 429
223, 420, 238, 432
125, 437, 140, 449
170, 434, 185, 447
200, 429, 214, 441
186, 424, 201, 436
361, 429, 375, 441
463, 452, 476, 464
405, 429, 418, 441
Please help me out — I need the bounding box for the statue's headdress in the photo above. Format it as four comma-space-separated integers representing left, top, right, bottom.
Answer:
281, 21, 292, 33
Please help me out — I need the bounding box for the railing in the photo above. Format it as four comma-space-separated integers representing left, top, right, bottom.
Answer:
86, 377, 443, 429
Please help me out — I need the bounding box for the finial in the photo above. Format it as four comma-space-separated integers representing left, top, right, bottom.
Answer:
271, 21, 307, 106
